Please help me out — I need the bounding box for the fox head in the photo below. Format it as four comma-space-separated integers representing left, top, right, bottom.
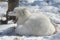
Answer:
13, 7, 31, 18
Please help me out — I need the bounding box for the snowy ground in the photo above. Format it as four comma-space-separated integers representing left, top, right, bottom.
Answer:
0, 1, 60, 40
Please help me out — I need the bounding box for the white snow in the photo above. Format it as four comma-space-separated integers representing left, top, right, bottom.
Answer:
53, 0, 60, 3
0, 1, 60, 40
0, 24, 17, 32
1, 17, 6, 21
19, 0, 35, 3
26, 0, 35, 3
0, 2, 8, 16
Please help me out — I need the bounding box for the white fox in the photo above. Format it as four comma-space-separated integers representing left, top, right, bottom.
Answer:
14, 7, 58, 36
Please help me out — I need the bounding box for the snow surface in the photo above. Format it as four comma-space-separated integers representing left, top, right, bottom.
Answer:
0, 1, 60, 40
0, 2, 8, 16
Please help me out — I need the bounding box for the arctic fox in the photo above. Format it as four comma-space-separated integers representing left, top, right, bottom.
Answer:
14, 7, 56, 36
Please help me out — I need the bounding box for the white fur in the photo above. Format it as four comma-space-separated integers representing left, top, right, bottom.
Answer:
14, 7, 55, 36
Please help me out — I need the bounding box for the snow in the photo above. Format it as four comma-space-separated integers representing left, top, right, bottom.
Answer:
0, 24, 17, 35
1, 17, 6, 21
0, 0, 60, 40
0, 2, 8, 16
19, 0, 35, 3
25, 0, 35, 3
31, 1, 48, 6
53, 0, 60, 3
